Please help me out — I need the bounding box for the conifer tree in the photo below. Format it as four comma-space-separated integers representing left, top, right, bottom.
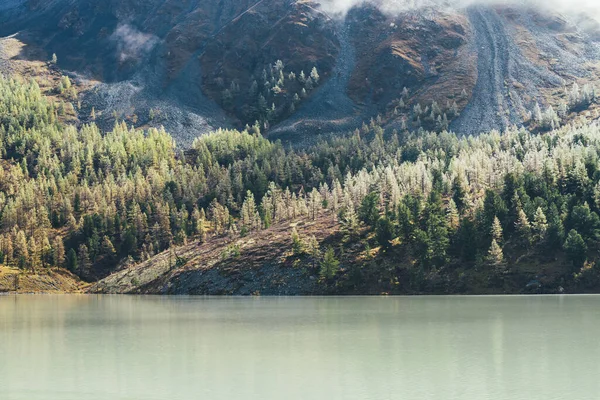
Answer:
306, 235, 321, 270
515, 209, 532, 246
101, 236, 117, 263
241, 191, 258, 230
310, 67, 320, 84
291, 227, 304, 256
78, 244, 92, 277
532, 207, 548, 243
340, 204, 360, 241
14, 230, 28, 269
564, 230, 587, 271
487, 239, 505, 270
320, 247, 339, 279
376, 217, 394, 251
491, 216, 503, 244
66, 249, 78, 272
446, 199, 460, 232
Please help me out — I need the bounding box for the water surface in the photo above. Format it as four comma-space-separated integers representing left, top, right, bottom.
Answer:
1, 295, 599, 400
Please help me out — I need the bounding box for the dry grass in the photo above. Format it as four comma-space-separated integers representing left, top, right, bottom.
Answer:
0, 266, 84, 294
93, 212, 340, 294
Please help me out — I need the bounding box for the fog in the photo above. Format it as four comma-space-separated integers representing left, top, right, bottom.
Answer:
318, 0, 600, 17
111, 24, 159, 62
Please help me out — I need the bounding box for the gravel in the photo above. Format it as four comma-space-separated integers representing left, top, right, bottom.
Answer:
269, 21, 363, 141
452, 5, 591, 136
452, 6, 523, 135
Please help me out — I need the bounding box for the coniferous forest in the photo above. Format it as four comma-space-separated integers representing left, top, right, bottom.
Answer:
2, 75, 600, 293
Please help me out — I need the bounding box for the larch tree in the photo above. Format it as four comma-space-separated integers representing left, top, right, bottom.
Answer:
320, 247, 339, 280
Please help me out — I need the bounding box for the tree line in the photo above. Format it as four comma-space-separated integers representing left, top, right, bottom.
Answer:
2, 75, 600, 290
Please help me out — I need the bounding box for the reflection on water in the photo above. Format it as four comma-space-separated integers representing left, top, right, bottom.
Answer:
1, 295, 599, 400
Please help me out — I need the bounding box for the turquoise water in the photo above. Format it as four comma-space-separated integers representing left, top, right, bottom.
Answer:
1, 295, 599, 399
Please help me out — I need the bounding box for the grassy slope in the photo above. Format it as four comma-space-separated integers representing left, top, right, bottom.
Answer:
0, 266, 85, 294
91, 211, 591, 296
92, 213, 341, 295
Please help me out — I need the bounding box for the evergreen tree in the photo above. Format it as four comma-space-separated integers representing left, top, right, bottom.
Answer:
546, 204, 564, 249
486, 239, 504, 270
491, 216, 503, 244
14, 231, 28, 269
515, 209, 532, 246
310, 67, 320, 84
241, 191, 258, 230
532, 207, 548, 243
320, 247, 339, 279
66, 248, 78, 272
101, 236, 117, 263
376, 217, 394, 251
359, 192, 380, 226
564, 230, 587, 271
306, 235, 321, 270
77, 244, 92, 277
340, 204, 360, 241
446, 199, 460, 232
291, 227, 304, 255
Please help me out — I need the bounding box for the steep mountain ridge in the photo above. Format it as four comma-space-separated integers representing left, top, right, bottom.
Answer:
2, 1, 600, 144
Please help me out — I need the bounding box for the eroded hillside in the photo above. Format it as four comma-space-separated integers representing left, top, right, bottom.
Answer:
2, 1, 600, 142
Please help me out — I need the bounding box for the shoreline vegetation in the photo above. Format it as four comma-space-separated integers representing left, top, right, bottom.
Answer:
0, 266, 83, 294
2, 75, 600, 295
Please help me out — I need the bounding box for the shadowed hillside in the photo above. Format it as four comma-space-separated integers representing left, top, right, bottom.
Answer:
2, 1, 600, 144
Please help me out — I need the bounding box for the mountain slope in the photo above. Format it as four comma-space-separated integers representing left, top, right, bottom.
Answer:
2, 1, 600, 142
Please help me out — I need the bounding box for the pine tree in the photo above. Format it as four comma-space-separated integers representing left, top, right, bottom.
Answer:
208, 199, 230, 236
4, 236, 13, 266
241, 191, 258, 230
101, 236, 117, 263
533, 102, 543, 123
198, 216, 207, 243
310, 67, 320, 84
515, 209, 531, 246
306, 235, 321, 270
66, 248, 78, 272
564, 229, 587, 271
446, 199, 460, 232
320, 247, 339, 279
359, 192, 380, 227
340, 204, 360, 241
491, 216, 503, 244
291, 227, 304, 255
78, 244, 92, 277
487, 239, 505, 270
452, 176, 467, 213
14, 230, 28, 269
376, 217, 394, 251
308, 189, 322, 220
557, 101, 568, 119
532, 207, 548, 243
546, 204, 564, 249
28, 237, 39, 272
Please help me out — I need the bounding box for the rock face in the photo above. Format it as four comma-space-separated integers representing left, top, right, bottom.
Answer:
1, 0, 600, 143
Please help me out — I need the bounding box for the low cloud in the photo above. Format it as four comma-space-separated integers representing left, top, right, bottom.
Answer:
318, 0, 600, 18
111, 24, 158, 62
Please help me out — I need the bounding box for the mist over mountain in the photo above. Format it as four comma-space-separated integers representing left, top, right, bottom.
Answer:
3, 0, 600, 295
1, 0, 600, 142
319, 0, 600, 17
